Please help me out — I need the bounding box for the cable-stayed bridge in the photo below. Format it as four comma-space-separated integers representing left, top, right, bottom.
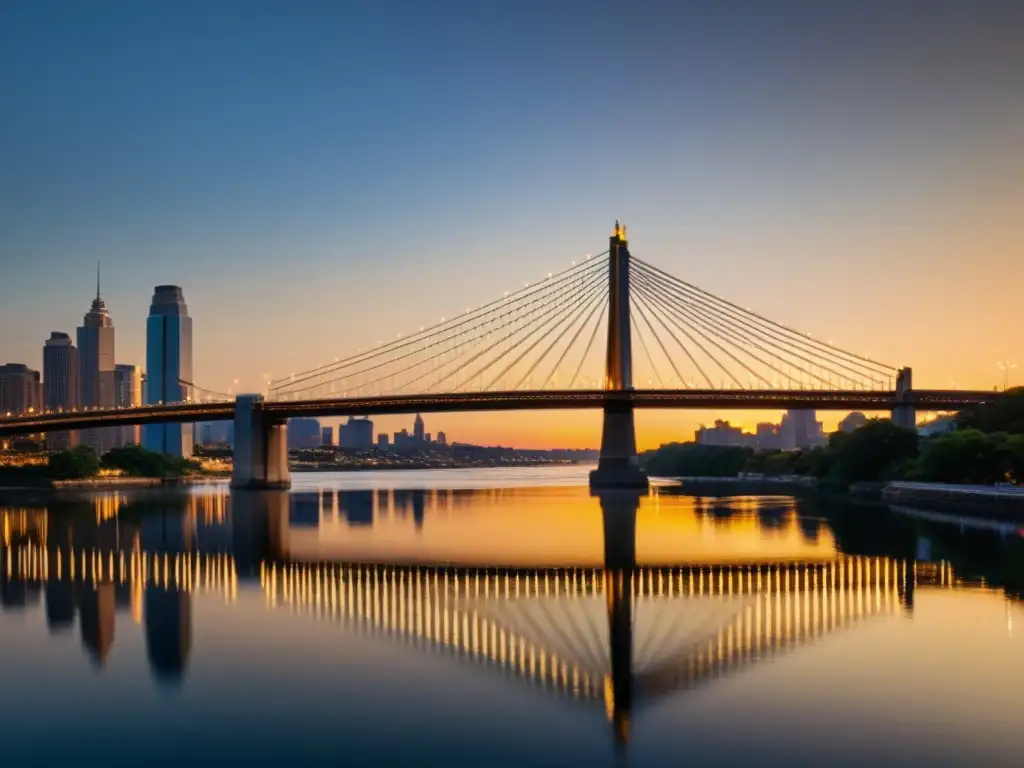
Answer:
0, 224, 999, 488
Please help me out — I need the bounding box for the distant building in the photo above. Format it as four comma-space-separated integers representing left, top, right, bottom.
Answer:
413, 413, 425, 442
43, 332, 79, 450
0, 363, 42, 416
425, 432, 431, 444
339, 417, 373, 449
755, 423, 777, 450
779, 409, 824, 450
77, 272, 118, 455
839, 412, 867, 433
437, 431, 447, 446
114, 364, 142, 446
198, 421, 233, 447
377, 433, 390, 448
695, 420, 751, 447
321, 426, 334, 447
393, 428, 412, 449
143, 286, 193, 458
918, 415, 957, 437
287, 418, 321, 449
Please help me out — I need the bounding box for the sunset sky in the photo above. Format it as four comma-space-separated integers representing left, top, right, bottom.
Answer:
2, 1, 1022, 449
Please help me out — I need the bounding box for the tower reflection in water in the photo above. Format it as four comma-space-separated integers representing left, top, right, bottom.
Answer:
0, 486, 999, 745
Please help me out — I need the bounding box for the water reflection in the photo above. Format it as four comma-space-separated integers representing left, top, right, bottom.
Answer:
3, 482, 1022, 755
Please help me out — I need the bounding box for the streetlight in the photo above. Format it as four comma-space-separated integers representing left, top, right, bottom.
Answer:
998, 360, 1017, 391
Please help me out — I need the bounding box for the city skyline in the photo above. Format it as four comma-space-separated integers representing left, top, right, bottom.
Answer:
2, 2, 1022, 449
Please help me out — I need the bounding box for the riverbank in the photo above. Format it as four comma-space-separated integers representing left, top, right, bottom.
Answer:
883, 482, 1024, 520
665, 475, 1024, 520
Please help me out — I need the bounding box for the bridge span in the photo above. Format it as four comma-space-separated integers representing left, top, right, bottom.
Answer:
0, 387, 997, 438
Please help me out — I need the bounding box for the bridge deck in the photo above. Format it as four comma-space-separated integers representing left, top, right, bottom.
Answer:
0, 388, 997, 437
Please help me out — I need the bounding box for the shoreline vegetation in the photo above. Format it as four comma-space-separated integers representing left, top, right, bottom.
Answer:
640, 388, 1024, 487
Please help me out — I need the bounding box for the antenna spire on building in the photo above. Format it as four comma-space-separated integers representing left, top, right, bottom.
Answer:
96, 261, 101, 299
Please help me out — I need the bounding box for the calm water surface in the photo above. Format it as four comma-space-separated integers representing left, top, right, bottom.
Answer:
3, 466, 1024, 766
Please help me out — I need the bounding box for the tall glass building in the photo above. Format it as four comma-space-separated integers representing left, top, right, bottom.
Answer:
77, 272, 118, 455
142, 286, 193, 457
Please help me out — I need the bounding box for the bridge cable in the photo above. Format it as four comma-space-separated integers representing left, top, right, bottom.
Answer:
567, 300, 607, 389
514, 286, 608, 391
634, 269, 822, 389
279, 257, 606, 397
428, 267, 608, 393
635, 270, 813, 388
632, 257, 896, 377
271, 254, 609, 392
634, 262, 889, 388
626, 286, 708, 387
420, 266, 605, 393
632, 274, 750, 388
629, 305, 665, 388
282, 258, 607, 398
469, 273, 607, 392
501, 281, 609, 391
538, 287, 609, 390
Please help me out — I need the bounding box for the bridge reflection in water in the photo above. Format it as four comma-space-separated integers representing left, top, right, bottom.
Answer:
0, 489, 983, 747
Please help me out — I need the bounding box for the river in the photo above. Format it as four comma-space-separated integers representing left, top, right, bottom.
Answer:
2, 466, 1023, 766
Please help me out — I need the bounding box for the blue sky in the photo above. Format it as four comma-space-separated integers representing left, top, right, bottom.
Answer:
2, 1, 1022, 446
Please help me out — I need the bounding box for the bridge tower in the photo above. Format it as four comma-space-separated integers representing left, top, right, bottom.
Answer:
232, 395, 291, 490
892, 367, 915, 430
590, 223, 649, 489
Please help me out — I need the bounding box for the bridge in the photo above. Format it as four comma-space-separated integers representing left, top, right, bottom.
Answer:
0, 223, 999, 488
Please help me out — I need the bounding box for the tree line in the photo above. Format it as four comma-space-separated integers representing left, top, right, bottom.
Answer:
640, 388, 1024, 488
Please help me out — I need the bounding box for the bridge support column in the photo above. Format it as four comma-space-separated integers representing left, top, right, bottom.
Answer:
892, 367, 916, 430
231, 395, 290, 490
590, 222, 649, 490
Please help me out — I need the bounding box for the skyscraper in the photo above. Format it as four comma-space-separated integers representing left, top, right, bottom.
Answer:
78, 268, 118, 454
413, 413, 425, 442
143, 286, 193, 457
114, 364, 142, 445
43, 332, 79, 449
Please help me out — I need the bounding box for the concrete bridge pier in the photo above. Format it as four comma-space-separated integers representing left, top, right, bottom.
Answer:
892, 367, 916, 430
231, 395, 291, 490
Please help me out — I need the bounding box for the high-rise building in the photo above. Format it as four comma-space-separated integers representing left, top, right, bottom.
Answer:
143, 286, 194, 457
413, 413, 425, 442
339, 417, 374, 449
43, 332, 79, 450
0, 363, 42, 416
784, 409, 824, 450
321, 426, 334, 447
114, 364, 142, 445
287, 418, 321, 449
377, 433, 390, 448
437, 431, 447, 446
78, 269, 118, 454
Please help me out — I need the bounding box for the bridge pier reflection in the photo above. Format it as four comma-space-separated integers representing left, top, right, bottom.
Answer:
599, 489, 643, 746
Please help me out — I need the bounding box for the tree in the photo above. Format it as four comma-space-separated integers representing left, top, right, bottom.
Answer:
1001, 434, 1024, 484
47, 446, 100, 480
959, 387, 1024, 434
829, 418, 918, 487
101, 445, 200, 478
916, 429, 1008, 485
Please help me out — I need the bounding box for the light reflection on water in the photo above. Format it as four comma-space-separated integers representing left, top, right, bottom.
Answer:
2, 466, 1024, 766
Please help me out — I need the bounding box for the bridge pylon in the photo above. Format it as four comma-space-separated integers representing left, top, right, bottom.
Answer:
590, 223, 649, 489
892, 367, 916, 430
